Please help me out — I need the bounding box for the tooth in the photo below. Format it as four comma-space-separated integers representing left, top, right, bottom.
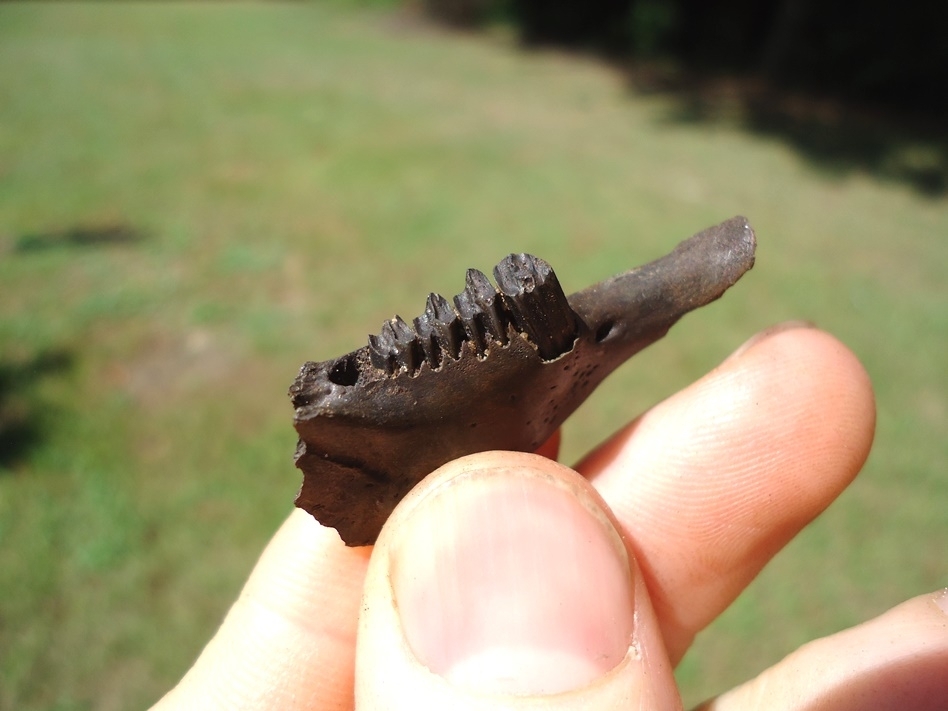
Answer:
368, 322, 396, 373
494, 254, 576, 360
453, 286, 487, 356
390, 316, 423, 373
413, 299, 442, 370
427, 292, 464, 360
414, 292, 464, 368
465, 268, 509, 345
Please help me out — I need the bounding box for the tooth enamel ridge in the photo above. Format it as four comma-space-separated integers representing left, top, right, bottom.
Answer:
368, 254, 578, 375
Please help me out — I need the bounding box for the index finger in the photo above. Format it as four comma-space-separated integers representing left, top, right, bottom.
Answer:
576, 326, 876, 664
151, 510, 370, 711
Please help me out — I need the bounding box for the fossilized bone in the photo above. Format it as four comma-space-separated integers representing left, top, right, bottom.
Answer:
290, 216, 756, 545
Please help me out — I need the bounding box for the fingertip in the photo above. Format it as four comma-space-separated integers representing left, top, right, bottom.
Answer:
577, 325, 878, 664
724, 325, 876, 494
701, 590, 948, 711
355, 452, 681, 709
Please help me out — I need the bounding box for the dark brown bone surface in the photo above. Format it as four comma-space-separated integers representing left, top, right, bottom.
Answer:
290, 216, 756, 545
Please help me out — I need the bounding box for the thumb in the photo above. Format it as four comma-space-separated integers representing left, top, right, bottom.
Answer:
355, 451, 682, 710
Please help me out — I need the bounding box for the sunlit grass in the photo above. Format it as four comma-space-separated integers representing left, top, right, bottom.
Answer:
1, 3, 945, 709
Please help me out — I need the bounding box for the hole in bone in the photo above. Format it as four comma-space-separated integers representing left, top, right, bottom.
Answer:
595, 320, 615, 343
328, 355, 360, 386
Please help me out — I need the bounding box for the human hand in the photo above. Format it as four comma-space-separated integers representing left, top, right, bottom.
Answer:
152, 325, 948, 710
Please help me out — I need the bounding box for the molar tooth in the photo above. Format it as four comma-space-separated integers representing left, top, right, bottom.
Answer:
425, 293, 464, 362
368, 323, 397, 374
465, 268, 509, 345
453, 286, 487, 356
428, 292, 454, 319
494, 253, 576, 360
390, 315, 423, 373
413, 300, 442, 370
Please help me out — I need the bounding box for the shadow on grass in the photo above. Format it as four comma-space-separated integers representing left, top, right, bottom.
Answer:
15, 224, 145, 253
0, 349, 74, 471
625, 65, 948, 198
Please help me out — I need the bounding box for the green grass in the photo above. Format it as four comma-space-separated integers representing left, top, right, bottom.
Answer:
1, 2, 945, 709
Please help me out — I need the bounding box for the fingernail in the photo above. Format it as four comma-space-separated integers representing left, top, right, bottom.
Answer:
725, 320, 817, 363
388, 456, 634, 696
935, 588, 948, 616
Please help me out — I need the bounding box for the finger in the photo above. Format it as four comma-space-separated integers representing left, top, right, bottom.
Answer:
152, 509, 371, 711
534, 428, 562, 461
576, 326, 876, 663
695, 589, 948, 711
356, 451, 683, 710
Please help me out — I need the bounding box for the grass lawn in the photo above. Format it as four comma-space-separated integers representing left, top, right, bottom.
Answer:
1, 2, 945, 709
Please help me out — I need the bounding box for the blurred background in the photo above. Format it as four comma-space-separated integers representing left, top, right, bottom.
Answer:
1, 2, 944, 708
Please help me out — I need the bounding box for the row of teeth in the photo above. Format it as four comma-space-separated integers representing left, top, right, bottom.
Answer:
368, 253, 578, 375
